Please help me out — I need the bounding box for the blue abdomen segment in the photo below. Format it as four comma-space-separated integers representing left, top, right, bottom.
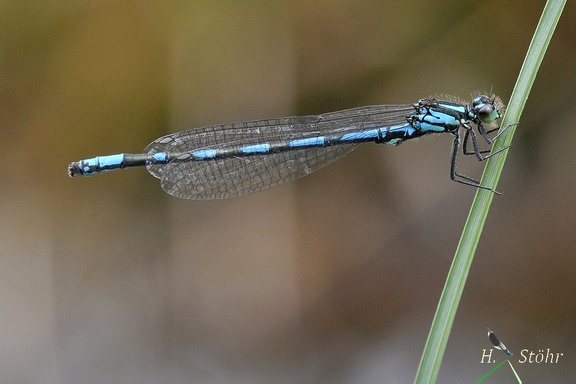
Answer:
240, 143, 272, 154
68, 153, 168, 176
289, 137, 325, 148
93, 154, 125, 172
191, 149, 218, 159
74, 154, 126, 176
339, 130, 379, 142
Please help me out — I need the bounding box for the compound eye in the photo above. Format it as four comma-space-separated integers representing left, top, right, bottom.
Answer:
478, 104, 495, 121
472, 95, 490, 107
473, 95, 500, 123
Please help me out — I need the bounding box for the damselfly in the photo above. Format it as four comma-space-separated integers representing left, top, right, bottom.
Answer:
487, 328, 512, 356
68, 94, 506, 199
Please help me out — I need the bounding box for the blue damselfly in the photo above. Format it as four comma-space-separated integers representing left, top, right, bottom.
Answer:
68, 94, 506, 199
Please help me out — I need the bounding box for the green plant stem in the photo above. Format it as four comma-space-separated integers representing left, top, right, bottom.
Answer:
414, 1, 566, 383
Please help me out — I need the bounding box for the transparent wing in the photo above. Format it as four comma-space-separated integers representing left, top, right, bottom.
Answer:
143, 104, 413, 199
160, 144, 358, 199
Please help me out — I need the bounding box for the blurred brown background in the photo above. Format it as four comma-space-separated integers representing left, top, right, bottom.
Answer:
1, 1, 575, 382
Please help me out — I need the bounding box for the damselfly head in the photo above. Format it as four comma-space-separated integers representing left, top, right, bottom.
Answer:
473, 95, 505, 125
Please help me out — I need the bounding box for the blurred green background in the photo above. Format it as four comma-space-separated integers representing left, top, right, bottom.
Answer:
1, 1, 575, 382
